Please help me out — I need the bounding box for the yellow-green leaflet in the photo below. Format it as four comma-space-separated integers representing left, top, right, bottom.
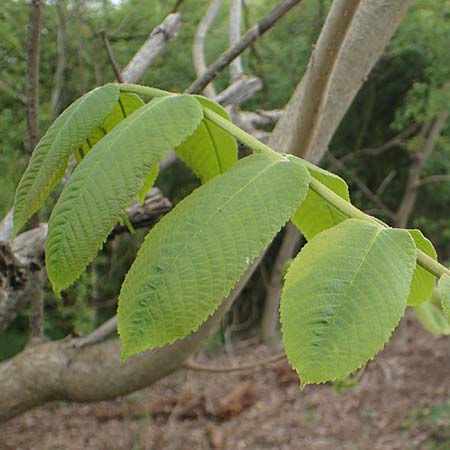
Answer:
13, 84, 120, 235
118, 153, 311, 359
281, 219, 416, 386
176, 96, 238, 183
407, 230, 438, 306
291, 163, 350, 240
46, 95, 204, 293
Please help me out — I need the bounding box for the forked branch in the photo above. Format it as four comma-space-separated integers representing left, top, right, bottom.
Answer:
187, 0, 301, 94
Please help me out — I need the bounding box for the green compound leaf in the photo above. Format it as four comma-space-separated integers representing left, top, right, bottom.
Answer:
176, 96, 237, 183
13, 84, 120, 235
81, 92, 145, 156
118, 153, 311, 359
291, 163, 350, 240
407, 230, 438, 306
46, 94, 203, 293
439, 273, 450, 325
413, 300, 450, 335
281, 219, 416, 386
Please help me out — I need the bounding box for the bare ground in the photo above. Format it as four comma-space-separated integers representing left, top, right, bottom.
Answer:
2, 316, 450, 450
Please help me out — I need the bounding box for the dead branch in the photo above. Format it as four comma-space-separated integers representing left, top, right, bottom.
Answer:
214, 75, 262, 106
111, 188, 172, 236
0, 225, 47, 335
256, 108, 284, 122
122, 13, 181, 84
193, 0, 223, 98
72, 315, 118, 348
187, 0, 301, 94
236, 109, 276, 130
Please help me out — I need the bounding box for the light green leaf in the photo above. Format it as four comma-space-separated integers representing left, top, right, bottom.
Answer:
281, 219, 416, 386
81, 92, 145, 155
137, 163, 159, 205
413, 301, 450, 335
291, 162, 350, 240
118, 153, 311, 359
407, 230, 438, 306
13, 84, 120, 235
46, 95, 204, 293
176, 96, 237, 183
439, 273, 450, 325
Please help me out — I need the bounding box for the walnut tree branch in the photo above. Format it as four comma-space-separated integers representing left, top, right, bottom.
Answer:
0, 253, 263, 423
122, 13, 181, 84
186, 0, 301, 94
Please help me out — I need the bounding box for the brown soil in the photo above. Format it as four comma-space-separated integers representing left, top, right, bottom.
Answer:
1, 317, 450, 450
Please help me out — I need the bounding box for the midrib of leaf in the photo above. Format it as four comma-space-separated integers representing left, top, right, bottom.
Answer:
204, 118, 223, 174
314, 226, 382, 349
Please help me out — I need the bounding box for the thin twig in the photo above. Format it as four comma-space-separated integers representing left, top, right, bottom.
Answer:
327, 152, 396, 220
184, 352, 286, 373
72, 315, 118, 348
340, 124, 419, 163
0, 79, 27, 104
214, 76, 262, 106
419, 174, 450, 187
186, 0, 301, 94
101, 30, 124, 83
375, 169, 396, 197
